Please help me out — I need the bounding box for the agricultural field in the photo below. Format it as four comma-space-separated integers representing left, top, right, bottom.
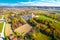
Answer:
27, 12, 60, 40
32, 32, 51, 40
27, 27, 51, 40
37, 15, 60, 31
0, 22, 4, 33
0, 15, 5, 33
0, 16, 2, 18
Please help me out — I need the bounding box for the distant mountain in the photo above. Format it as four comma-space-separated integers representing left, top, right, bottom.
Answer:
0, 6, 60, 10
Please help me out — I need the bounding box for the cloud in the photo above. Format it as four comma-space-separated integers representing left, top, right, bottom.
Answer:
32, 0, 60, 3
0, 1, 60, 6
18, 2, 60, 6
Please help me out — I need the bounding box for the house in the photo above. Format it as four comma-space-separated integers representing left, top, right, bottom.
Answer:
12, 37, 17, 40
22, 14, 32, 20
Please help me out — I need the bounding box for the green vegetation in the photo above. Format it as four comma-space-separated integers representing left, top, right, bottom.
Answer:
0, 22, 4, 32
28, 17, 60, 40
0, 16, 2, 18
29, 27, 51, 40
39, 13, 60, 21
32, 31, 51, 40
36, 15, 60, 30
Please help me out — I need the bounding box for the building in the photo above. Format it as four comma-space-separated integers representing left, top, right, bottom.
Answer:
22, 13, 35, 21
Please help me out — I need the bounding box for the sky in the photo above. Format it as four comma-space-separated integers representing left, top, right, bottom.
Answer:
0, 0, 60, 6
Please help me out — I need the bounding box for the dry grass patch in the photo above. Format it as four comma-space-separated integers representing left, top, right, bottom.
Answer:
14, 24, 32, 35
5, 23, 13, 36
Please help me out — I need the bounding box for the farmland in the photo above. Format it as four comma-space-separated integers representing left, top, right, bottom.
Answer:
0, 22, 4, 33
0, 16, 2, 18
36, 15, 60, 31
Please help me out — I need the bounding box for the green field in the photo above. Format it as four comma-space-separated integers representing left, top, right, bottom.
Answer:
0, 16, 2, 18
0, 15, 4, 33
37, 15, 60, 30
32, 31, 51, 40
0, 22, 4, 33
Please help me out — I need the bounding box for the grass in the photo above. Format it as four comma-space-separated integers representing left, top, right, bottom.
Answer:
0, 16, 2, 18
32, 31, 51, 40
0, 22, 4, 33
37, 15, 60, 30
